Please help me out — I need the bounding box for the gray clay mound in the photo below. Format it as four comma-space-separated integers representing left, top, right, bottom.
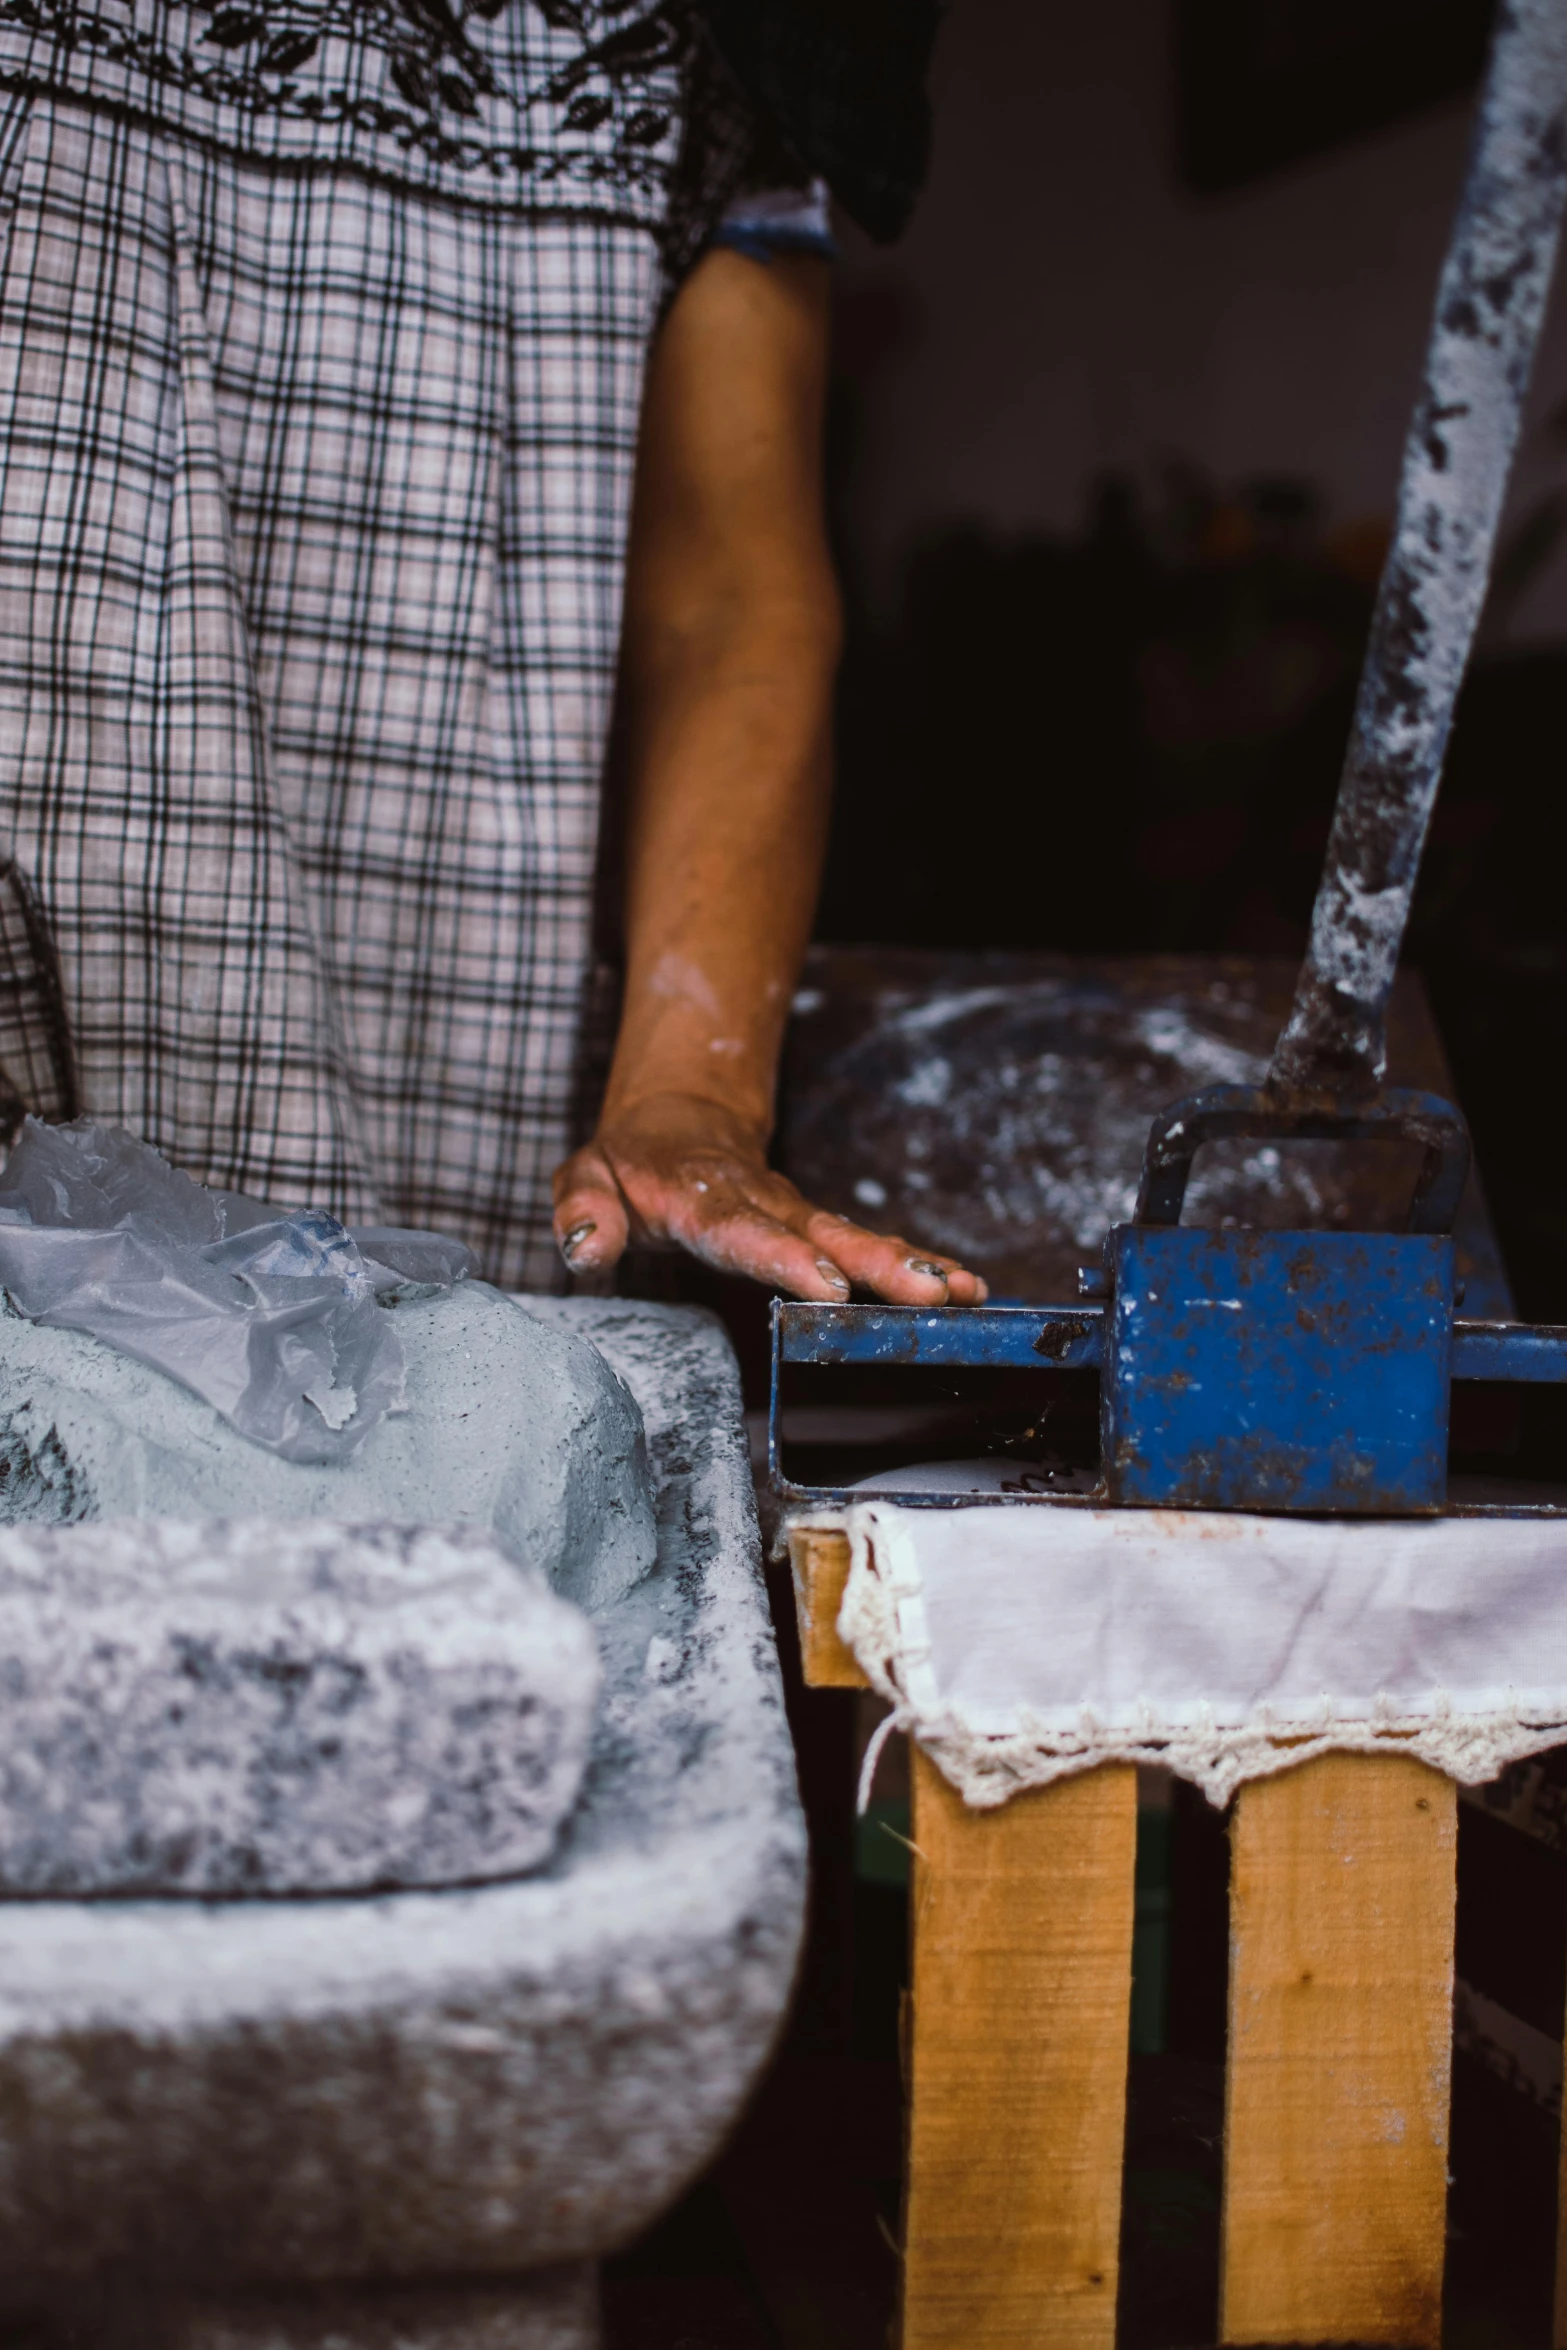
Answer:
0, 1518, 602, 1896
0, 1280, 656, 1612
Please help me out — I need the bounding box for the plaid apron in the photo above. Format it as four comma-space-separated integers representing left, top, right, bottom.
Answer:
0, 0, 767, 1286
0, 83, 684, 1288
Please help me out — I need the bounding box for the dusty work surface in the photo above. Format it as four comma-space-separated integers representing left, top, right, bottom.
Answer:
778, 949, 1511, 1313
0, 1301, 805, 2298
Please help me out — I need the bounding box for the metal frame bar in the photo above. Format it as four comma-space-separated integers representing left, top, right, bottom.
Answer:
770, 1301, 1567, 1511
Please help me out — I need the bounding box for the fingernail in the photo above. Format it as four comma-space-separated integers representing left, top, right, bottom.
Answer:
907, 1257, 950, 1282
560, 1219, 597, 1266
815, 1257, 851, 1295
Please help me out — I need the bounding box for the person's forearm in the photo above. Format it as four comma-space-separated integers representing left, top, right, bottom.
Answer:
604, 579, 840, 1143
604, 243, 840, 1145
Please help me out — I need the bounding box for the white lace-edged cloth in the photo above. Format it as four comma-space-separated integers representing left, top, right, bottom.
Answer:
803, 1501, 1567, 1810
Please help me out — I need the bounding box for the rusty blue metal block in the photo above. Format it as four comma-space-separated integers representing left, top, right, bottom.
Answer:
1103, 1227, 1455, 1514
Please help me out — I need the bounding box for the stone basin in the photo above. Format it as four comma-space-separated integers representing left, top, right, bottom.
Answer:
0, 1301, 805, 2349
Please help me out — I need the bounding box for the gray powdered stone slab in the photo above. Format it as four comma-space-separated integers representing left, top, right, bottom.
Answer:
168, 2264, 599, 2349
0, 1280, 655, 1612
0, 1303, 806, 2295
4, 2265, 599, 2350
0, 1519, 601, 1896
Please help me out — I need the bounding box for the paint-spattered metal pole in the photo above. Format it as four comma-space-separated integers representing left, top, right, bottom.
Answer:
1272, 0, 1567, 1100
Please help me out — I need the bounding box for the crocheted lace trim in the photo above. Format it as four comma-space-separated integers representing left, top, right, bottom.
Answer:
810, 1506, 1567, 1812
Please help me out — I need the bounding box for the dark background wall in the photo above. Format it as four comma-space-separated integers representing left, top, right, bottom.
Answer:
830, 0, 1567, 636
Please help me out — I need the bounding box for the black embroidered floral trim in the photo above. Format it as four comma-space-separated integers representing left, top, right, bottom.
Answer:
0, 0, 692, 189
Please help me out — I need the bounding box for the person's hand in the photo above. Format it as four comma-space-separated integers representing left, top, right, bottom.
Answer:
552, 1092, 988, 1305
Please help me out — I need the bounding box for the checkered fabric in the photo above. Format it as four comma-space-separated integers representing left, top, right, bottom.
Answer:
0, 0, 699, 221
0, 86, 664, 1287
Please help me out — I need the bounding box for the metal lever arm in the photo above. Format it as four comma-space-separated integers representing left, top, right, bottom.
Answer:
1272, 0, 1567, 1098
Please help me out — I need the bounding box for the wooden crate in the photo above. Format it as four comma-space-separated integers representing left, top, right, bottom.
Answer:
788, 1527, 1510, 2350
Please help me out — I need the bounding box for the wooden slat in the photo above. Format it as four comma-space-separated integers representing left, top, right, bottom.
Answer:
902, 1751, 1136, 2350
1221, 1752, 1457, 2348
788, 1526, 865, 1688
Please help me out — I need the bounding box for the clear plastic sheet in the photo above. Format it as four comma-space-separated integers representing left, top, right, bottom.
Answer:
0, 1121, 473, 1462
